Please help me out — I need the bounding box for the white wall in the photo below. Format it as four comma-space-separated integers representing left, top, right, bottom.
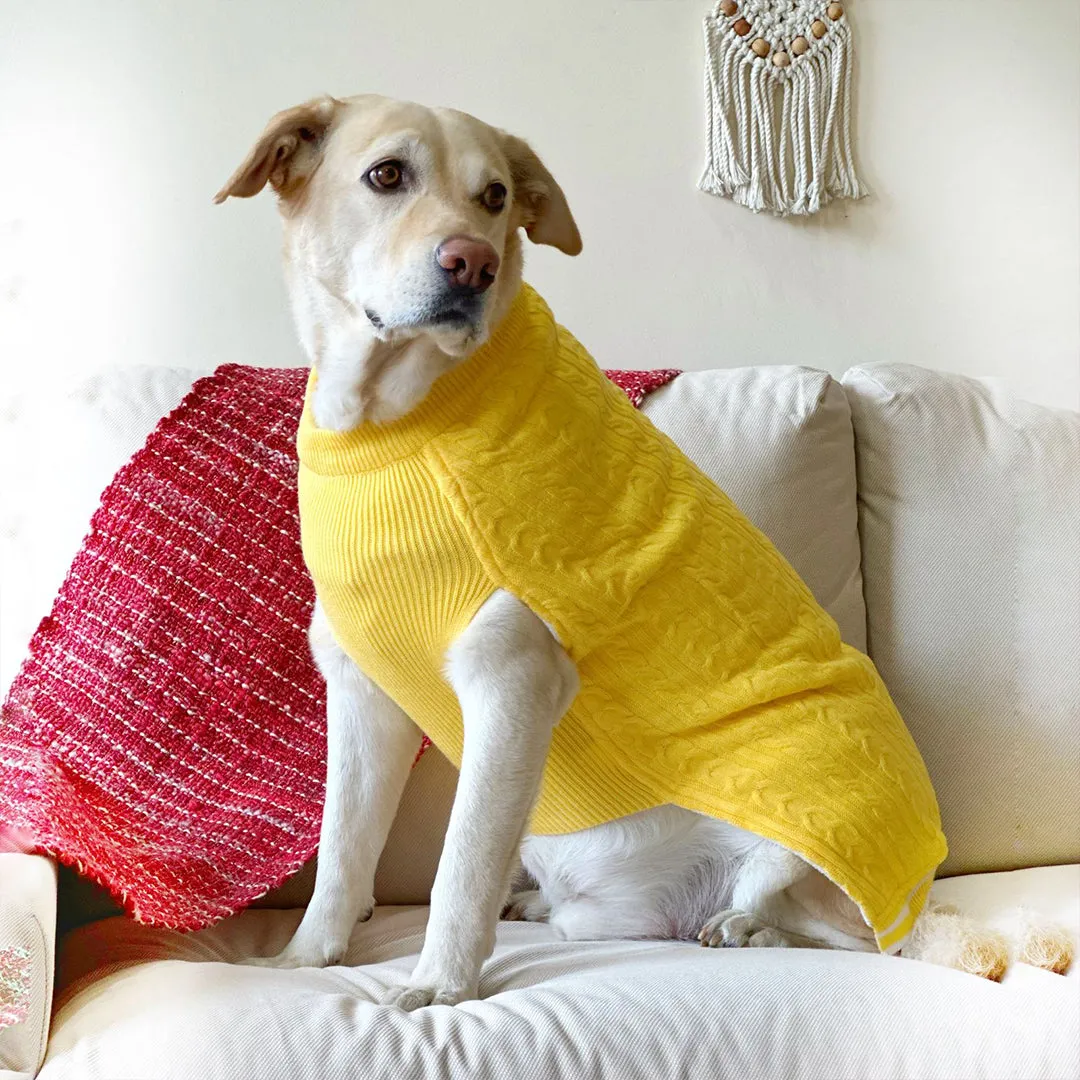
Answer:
1, 1, 1077, 409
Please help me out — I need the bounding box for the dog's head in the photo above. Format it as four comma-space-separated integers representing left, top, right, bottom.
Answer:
215, 94, 581, 357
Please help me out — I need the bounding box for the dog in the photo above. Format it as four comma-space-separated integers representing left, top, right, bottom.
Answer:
215, 94, 1066, 1009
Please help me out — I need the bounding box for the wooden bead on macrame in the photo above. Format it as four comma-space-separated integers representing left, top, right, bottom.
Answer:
719, 0, 738, 16
773, 50, 791, 68
811, 19, 827, 38
733, 18, 752, 36
827, 3, 844, 18
791, 36, 809, 55
751, 37, 770, 57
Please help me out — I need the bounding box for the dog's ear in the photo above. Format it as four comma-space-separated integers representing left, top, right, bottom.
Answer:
214, 97, 341, 204
500, 134, 582, 256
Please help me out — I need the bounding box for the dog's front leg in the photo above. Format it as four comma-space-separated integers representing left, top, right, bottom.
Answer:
385, 591, 578, 1010
254, 601, 421, 968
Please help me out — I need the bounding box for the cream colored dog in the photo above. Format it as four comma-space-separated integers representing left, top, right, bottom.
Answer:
216, 94, 1068, 1009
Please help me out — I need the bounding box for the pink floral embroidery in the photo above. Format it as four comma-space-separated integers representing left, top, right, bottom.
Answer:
0, 946, 31, 1030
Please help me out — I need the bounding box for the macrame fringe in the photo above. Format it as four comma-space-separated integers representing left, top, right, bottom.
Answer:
700, 6, 868, 216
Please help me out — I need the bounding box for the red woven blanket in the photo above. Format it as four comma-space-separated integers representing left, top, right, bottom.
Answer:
0, 364, 679, 930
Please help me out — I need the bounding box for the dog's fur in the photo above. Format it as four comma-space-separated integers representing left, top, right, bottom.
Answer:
217, 94, 1065, 1008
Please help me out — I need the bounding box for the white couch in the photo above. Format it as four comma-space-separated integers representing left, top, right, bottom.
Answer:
1, 361, 1077, 1080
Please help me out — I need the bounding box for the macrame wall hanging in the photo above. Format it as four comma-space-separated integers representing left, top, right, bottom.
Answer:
700, 0, 867, 216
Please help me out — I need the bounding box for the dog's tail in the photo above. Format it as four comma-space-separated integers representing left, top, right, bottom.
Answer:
902, 903, 1074, 980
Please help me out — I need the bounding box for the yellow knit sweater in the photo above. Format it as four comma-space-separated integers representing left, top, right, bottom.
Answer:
297, 284, 947, 951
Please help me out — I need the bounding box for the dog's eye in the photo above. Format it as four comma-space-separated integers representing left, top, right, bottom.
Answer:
481, 182, 507, 212
367, 160, 405, 191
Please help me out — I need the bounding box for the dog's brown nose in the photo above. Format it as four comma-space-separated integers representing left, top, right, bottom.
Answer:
436, 236, 500, 294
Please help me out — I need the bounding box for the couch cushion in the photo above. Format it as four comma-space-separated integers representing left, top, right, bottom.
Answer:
15, 363, 863, 927
1, 366, 209, 696
843, 363, 1080, 876
2, 364, 865, 697
41, 866, 1079, 1080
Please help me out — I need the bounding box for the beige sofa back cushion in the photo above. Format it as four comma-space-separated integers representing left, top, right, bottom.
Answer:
8, 364, 864, 920
843, 363, 1080, 876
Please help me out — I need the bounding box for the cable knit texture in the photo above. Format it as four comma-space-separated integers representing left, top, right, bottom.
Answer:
298, 284, 947, 951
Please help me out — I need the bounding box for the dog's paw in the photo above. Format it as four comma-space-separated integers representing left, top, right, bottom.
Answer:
698, 909, 798, 949
382, 981, 476, 1011
245, 905, 374, 969
245, 940, 348, 969
501, 889, 551, 923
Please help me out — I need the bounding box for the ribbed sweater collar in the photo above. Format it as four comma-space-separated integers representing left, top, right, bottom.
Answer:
298, 284, 547, 474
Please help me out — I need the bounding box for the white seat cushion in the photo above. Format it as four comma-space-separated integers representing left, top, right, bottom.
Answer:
843, 363, 1080, 876
42, 867, 1079, 1080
